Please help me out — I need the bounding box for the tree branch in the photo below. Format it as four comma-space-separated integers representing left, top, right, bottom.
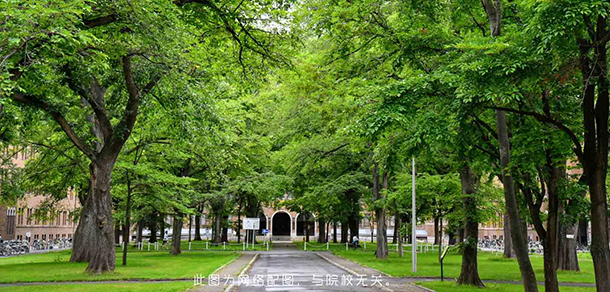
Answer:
11, 93, 96, 160
488, 106, 583, 162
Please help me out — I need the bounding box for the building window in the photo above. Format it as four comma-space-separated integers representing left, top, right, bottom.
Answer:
26, 208, 32, 225
42, 234, 46, 240
62, 212, 67, 225
68, 234, 72, 239
56, 212, 61, 226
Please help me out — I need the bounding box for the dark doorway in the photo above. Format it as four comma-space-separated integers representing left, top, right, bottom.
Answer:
296, 213, 315, 236
272, 212, 290, 236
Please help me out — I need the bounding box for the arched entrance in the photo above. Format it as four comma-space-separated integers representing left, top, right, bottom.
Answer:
272, 212, 291, 236
296, 213, 315, 236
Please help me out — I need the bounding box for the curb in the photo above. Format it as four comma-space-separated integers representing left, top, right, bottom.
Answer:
223, 253, 259, 292
210, 253, 241, 277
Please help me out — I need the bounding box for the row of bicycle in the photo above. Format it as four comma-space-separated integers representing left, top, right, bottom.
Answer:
0, 238, 73, 257
478, 238, 591, 254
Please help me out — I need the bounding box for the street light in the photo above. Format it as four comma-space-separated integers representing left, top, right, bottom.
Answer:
412, 157, 417, 273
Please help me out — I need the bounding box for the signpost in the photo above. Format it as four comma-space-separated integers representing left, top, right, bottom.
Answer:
244, 218, 260, 249
440, 245, 450, 281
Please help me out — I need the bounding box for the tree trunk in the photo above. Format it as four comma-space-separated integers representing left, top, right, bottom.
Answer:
434, 216, 440, 245
188, 216, 192, 242
557, 222, 580, 270
457, 163, 483, 287
333, 222, 337, 243
341, 221, 348, 243
69, 161, 116, 274
393, 216, 398, 244
171, 214, 182, 255
237, 199, 242, 243
580, 20, 610, 291
122, 183, 132, 266
221, 215, 229, 242
114, 222, 121, 245
213, 204, 223, 243
374, 165, 388, 259
503, 213, 515, 258
396, 215, 403, 257
136, 221, 143, 244
370, 217, 375, 243
348, 213, 359, 243
194, 215, 201, 241
496, 110, 539, 292
458, 227, 465, 243
150, 212, 158, 243
319, 218, 327, 243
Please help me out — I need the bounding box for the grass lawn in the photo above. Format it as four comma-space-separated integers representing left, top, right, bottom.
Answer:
0, 282, 192, 292
417, 281, 596, 292
334, 250, 595, 283
0, 249, 239, 283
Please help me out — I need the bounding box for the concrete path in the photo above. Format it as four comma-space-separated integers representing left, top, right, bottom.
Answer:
230, 244, 426, 292
193, 253, 258, 292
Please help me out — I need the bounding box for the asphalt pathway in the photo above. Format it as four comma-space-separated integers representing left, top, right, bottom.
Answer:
231, 243, 423, 292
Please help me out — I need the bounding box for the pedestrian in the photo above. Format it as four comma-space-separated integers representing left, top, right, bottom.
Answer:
163, 231, 169, 249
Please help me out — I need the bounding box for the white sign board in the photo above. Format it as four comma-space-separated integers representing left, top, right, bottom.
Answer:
566, 234, 575, 239
25, 231, 31, 237
244, 218, 260, 230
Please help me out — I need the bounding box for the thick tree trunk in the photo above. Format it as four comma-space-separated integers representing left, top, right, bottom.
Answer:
136, 221, 143, 244
171, 215, 182, 255
341, 221, 348, 243
69, 161, 116, 274
557, 222, 580, 271
333, 222, 337, 243
319, 218, 327, 243
496, 110, 538, 292
348, 213, 359, 243
374, 165, 388, 259
433, 216, 440, 245
213, 206, 223, 243
194, 215, 202, 241
150, 212, 158, 243
541, 161, 562, 292
457, 163, 483, 287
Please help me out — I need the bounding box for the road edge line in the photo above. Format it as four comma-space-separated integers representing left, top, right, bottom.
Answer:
315, 252, 394, 292
223, 253, 259, 292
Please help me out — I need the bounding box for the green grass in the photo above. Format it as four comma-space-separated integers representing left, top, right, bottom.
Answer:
417, 281, 596, 292
0, 249, 239, 283
334, 250, 595, 283
0, 282, 192, 292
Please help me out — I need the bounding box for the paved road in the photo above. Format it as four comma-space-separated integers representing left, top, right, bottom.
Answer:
233, 244, 391, 292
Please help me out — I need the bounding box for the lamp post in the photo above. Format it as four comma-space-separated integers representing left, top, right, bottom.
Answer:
412, 157, 417, 273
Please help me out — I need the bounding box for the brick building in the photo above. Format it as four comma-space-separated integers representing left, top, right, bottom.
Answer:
0, 146, 80, 241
